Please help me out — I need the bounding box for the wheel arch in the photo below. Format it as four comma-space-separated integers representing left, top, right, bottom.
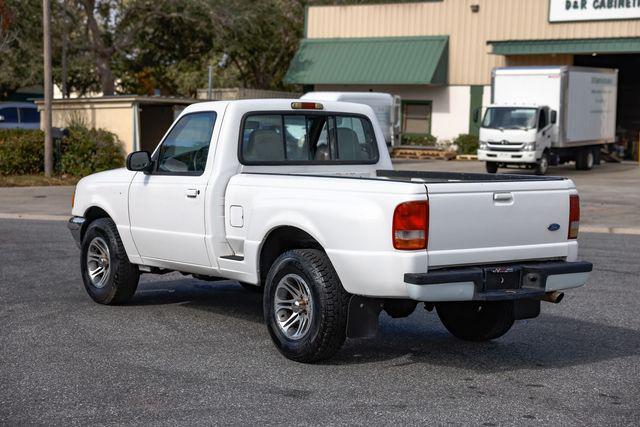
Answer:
258, 226, 324, 286
81, 206, 113, 242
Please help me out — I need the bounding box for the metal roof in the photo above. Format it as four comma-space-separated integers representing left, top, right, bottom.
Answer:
284, 36, 448, 85
489, 37, 640, 55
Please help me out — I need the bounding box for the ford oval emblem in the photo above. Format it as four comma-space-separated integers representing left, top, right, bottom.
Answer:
548, 223, 560, 231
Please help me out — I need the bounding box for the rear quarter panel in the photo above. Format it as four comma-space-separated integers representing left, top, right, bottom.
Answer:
224, 174, 428, 297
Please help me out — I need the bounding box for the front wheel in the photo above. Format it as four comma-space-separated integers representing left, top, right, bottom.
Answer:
263, 249, 350, 362
80, 218, 140, 305
535, 152, 549, 175
485, 162, 498, 174
436, 301, 514, 341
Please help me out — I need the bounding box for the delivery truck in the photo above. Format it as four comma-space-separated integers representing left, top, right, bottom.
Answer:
477, 66, 618, 175
301, 91, 402, 148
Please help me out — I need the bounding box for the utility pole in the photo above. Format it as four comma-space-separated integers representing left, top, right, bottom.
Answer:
43, 0, 53, 177
61, 0, 69, 98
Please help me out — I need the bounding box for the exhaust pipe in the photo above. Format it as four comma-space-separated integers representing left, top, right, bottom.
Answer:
540, 291, 564, 304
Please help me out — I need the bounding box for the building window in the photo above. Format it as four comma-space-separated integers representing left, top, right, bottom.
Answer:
402, 102, 432, 134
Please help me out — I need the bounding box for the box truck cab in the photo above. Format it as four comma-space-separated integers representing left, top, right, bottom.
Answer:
477, 66, 618, 175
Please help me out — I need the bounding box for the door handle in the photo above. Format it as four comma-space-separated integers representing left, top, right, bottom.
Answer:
493, 192, 513, 203
186, 189, 199, 198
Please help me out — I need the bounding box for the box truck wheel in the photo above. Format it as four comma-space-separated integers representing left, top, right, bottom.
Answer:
485, 162, 498, 174
576, 147, 594, 170
535, 152, 549, 175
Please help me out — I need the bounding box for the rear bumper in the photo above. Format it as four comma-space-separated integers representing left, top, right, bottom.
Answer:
68, 216, 85, 248
404, 261, 592, 302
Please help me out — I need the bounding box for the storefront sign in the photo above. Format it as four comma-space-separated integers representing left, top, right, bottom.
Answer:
549, 0, 640, 22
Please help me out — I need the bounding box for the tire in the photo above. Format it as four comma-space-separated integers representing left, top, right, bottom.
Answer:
575, 147, 594, 170
239, 281, 263, 293
534, 152, 549, 175
436, 301, 515, 341
80, 218, 140, 305
593, 146, 602, 166
263, 249, 350, 362
485, 162, 498, 174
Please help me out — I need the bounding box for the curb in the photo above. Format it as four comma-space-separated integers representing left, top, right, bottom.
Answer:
0, 213, 68, 221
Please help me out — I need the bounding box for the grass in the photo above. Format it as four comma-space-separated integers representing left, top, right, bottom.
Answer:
0, 174, 79, 187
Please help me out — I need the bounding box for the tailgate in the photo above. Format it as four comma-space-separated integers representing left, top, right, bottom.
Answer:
426, 180, 575, 267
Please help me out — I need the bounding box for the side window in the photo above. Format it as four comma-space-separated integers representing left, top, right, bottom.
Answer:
241, 113, 378, 164
19, 108, 40, 123
538, 108, 548, 130
156, 112, 216, 175
242, 115, 284, 162
0, 107, 18, 123
335, 116, 378, 161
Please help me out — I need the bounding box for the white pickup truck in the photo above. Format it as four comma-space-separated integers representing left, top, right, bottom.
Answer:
69, 99, 592, 362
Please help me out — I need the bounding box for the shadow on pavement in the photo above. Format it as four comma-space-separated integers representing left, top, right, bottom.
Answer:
129, 277, 640, 372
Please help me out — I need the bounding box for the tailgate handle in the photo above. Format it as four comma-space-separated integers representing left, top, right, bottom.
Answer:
493, 192, 513, 203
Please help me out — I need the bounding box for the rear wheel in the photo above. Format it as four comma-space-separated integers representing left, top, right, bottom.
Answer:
485, 162, 498, 174
575, 147, 594, 170
436, 301, 514, 341
263, 249, 349, 362
81, 218, 140, 305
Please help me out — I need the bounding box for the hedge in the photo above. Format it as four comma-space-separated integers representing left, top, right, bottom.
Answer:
454, 133, 479, 155
0, 129, 45, 175
401, 134, 437, 146
0, 125, 124, 176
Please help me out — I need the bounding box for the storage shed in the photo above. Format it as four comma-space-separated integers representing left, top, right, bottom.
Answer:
35, 96, 196, 154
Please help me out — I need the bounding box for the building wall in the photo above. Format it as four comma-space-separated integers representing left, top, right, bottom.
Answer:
316, 84, 472, 140
46, 102, 135, 153
307, 1, 640, 85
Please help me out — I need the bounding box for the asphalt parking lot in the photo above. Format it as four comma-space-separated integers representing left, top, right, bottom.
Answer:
1, 161, 639, 425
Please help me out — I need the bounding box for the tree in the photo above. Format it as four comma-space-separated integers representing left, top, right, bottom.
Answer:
208, 0, 306, 90
0, 0, 43, 99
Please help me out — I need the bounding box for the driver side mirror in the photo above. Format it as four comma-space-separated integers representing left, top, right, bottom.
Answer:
126, 150, 153, 173
473, 108, 480, 123
550, 110, 557, 125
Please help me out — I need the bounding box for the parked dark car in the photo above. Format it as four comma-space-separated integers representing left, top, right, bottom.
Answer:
0, 102, 40, 130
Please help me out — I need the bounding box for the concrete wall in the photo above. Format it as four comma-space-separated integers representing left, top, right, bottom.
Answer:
307, 1, 640, 85
316, 84, 472, 141
46, 101, 135, 153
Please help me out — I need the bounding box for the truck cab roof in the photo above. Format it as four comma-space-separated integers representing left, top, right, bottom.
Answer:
183, 98, 380, 117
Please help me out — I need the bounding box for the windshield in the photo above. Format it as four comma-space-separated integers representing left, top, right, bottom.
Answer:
482, 107, 537, 130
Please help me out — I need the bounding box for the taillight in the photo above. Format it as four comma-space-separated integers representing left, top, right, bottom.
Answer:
568, 194, 580, 239
393, 201, 429, 250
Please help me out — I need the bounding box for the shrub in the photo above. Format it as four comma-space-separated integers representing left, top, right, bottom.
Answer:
60, 124, 125, 177
401, 134, 437, 147
454, 133, 479, 155
0, 129, 45, 175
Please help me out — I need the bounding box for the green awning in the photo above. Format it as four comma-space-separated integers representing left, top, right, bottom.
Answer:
284, 36, 448, 85
489, 37, 640, 56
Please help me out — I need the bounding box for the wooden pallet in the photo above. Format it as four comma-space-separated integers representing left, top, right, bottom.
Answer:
456, 154, 478, 161
391, 147, 457, 160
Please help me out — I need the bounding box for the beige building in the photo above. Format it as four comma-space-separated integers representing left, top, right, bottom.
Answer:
36, 96, 195, 153
285, 0, 640, 145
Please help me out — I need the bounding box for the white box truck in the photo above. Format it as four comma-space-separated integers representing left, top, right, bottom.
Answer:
301, 91, 402, 147
477, 66, 618, 175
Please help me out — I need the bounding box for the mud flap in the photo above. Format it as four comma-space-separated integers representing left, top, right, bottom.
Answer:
346, 295, 383, 338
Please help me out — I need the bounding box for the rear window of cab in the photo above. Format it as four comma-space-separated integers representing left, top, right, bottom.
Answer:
239, 112, 379, 165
